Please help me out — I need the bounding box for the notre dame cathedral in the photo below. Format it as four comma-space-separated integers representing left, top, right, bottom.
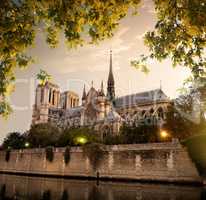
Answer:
32, 50, 171, 137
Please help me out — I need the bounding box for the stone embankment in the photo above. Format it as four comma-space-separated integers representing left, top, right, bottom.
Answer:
0, 142, 202, 184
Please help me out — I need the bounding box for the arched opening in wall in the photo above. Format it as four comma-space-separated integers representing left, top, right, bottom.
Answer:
102, 125, 112, 139
52, 91, 55, 105
157, 107, 164, 119
150, 108, 154, 115
142, 110, 146, 117
133, 110, 138, 115
49, 89, 52, 103
40, 88, 44, 103
64, 95, 67, 109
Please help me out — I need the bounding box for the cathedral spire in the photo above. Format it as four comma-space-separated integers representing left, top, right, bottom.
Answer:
107, 50, 115, 101
82, 84, 86, 100
99, 80, 105, 96
101, 80, 104, 91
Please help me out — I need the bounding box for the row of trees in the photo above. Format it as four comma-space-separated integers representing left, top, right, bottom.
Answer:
2, 125, 99, 150
3, 108, 206, 150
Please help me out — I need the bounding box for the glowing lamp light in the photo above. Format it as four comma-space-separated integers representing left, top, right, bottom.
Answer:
76, 137, 87, 145
25, 142, 30, 148
160, 130, 169, 139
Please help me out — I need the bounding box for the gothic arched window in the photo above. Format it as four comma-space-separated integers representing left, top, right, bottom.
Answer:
157, 107, 164, 118
40, 88, 44, 103
52, 90, 55, 105
49, 89, 52, 103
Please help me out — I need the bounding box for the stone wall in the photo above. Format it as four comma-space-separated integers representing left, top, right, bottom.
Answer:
0, 142, 202, 184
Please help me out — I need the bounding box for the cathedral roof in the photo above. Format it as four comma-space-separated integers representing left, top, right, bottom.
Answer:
115, 89, 170, 108
106, 109, 122, 122
65, 106, 84, 117
86, 87, 98, 101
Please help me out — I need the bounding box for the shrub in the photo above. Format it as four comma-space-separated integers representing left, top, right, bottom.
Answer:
41, 190, 51, 200
0, 184, 6, 199
64, 146, 71, 165
3, 132, 26, 149
46, 147, 54, 162
82, 143, 106, 171
57, 127, 100, 147
5, 150, 10, 162
61, 190, 68, 200
182, 134, 206, 177
28, 123, 60, 148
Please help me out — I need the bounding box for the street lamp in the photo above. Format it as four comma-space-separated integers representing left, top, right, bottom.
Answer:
24, 142, 30, 148
160, 130, 169, 139
75, 136, 87, 145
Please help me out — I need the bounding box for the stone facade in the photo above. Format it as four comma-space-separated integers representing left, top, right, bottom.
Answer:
32, 50, 171, 136
0, 142, 201, 184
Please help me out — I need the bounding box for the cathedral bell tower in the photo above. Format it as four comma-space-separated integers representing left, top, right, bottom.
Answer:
107, 50, 115, 102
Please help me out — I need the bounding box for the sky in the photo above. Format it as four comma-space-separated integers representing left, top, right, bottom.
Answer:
0, 0, 191, 143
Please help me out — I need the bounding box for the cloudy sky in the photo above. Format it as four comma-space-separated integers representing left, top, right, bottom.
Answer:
0, 0, 191, 143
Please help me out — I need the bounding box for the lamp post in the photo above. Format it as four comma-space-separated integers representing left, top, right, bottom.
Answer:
160, 130, 170, 141
24, 142, 30, 148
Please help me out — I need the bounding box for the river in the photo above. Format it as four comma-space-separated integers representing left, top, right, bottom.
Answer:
0, 174, 204, 200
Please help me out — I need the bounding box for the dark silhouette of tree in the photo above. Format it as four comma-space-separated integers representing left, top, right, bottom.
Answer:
41, 190, 51, 200
27, 123, 60, 148
61, 190, 68, 200
3, 132, 26, 149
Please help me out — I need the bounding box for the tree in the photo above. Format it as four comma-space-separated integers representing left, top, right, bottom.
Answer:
3, 132, 26, 149
163, 104, 195, 140
120, 121, 159, 144
0, 0, 140, 117
132, 1, 206, 78
57, 127, 99, 147
27, 123, 60, 147
36, 69, 52, 86
163, 82, 206, 140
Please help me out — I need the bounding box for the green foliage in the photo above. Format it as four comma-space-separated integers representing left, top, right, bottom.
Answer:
46, 147, 54, 162
163, 79, 206, 140
0, 0, 140, 117
0, 101, 12, 118
183, 134, 206, 177
163, 104, 195, 140
36, 69, 52, 86
64, 146, 71, 165
0, 184, 6, 199
119, 121, 159, 144
5, 150, 10, 162
103, 135, 123, 145
82, 143, 105, 171
57, 127, 99, 147
41, 190, 51, 200
27, 123, 60, 148
132, 0, 206, 78
3, 132, 26, 149
61, 190, 68, 200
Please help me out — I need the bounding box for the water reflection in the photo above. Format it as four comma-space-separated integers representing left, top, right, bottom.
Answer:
0, 174, 203, 200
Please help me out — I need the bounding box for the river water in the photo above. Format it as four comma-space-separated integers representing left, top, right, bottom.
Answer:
0, 174, 204, 200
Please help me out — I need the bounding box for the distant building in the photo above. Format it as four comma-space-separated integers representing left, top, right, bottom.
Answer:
32, 50, 171, 138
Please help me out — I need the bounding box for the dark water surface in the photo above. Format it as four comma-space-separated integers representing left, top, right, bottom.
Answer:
0, 174, 205, 200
